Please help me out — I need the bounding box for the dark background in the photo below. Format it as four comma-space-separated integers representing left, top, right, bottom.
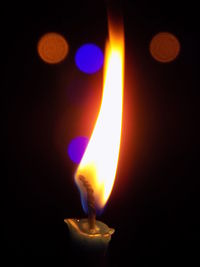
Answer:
2, 0, 199, 266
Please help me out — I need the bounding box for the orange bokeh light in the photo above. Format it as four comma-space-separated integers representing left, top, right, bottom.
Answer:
37, 32, 69, 64
150, 32, 180, 63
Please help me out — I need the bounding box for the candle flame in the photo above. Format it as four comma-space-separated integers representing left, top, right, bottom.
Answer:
75, 21, 124, 213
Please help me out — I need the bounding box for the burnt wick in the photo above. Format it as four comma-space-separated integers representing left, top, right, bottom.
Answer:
79, 175, 96, 230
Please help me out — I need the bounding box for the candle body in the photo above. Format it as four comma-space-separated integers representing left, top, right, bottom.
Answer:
64, 218, 114, 252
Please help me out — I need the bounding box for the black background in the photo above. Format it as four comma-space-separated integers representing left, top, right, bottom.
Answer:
2, 0, 199, 266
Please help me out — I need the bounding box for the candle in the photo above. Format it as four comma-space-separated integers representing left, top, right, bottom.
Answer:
65, 17, 124, 253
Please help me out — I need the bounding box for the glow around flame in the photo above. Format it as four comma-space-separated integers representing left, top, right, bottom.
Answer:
75, 21, 124, 213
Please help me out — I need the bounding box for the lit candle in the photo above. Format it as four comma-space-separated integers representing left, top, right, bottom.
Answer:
65, 17, 124, 253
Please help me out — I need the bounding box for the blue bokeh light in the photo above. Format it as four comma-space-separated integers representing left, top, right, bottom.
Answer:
67, 136, 89, 164
75, 43, 104, 74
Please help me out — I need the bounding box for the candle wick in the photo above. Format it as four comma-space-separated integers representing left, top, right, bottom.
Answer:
79, 175, 96, 230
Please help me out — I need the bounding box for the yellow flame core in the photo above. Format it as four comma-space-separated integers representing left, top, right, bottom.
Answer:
75, 24, 124, 211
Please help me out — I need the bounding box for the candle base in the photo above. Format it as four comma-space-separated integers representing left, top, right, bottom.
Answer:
64, 218, 114, 253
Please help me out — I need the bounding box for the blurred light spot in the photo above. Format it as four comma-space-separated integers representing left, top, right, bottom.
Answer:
150, 32, 180, 63
37, 32, 69, 64
68, 136, 89, 164
75, 43, 104, 74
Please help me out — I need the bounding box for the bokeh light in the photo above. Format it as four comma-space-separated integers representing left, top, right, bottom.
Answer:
75, 43, 104, 74
67, 136, 89, 164
150, 32, 180, 63
37, 32, 69, 64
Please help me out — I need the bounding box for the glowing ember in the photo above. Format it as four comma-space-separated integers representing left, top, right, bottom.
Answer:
75, 21, 124, 213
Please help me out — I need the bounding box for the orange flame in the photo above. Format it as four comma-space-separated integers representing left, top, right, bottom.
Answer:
75, 21, 124, 212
